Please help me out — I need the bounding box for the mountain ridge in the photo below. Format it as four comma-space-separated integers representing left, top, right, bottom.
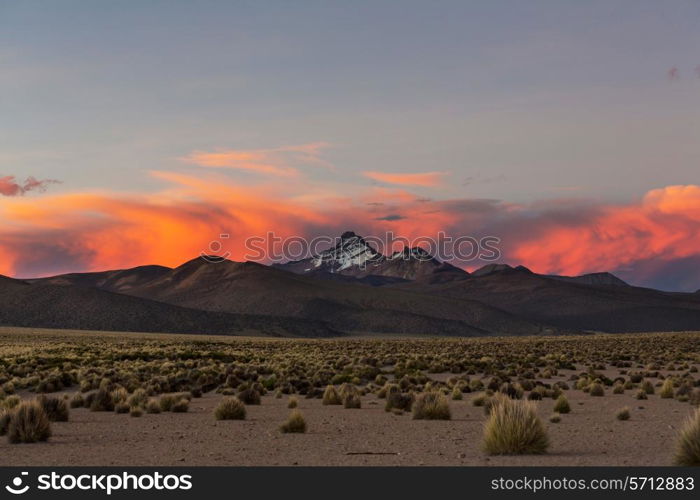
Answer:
9, 230, 700, 336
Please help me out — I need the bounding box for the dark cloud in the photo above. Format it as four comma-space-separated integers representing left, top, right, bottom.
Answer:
0, 176, 61, 196
374, 214, 406, 221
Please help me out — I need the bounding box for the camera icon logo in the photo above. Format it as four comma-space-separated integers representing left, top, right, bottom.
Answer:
5, 472, 29, 495
200, 233, 231, 263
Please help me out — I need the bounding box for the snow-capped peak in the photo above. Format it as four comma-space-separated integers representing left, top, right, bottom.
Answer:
311, 231, 383, 272
389, 246, 434, 261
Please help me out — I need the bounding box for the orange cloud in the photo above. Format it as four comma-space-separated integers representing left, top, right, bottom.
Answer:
509, 185, 700, 278
0, 172, 336, 277
1, 168, 700, 291
362, 171, 446, 187
180, 142, 332, 177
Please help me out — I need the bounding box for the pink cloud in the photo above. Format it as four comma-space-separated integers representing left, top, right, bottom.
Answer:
0, 176, 60, 196
180, 142, 332, 177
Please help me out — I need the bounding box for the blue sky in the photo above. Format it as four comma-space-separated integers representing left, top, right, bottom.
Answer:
2, 0, 699, 201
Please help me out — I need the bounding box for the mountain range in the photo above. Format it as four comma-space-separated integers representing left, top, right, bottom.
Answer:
3, 231, 700, 337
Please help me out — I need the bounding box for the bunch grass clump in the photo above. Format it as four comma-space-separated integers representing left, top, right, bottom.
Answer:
146, 400, 161, 414
159, 395, 176, 412
280, 410, 307, 433
7, 401, 52, 444
89, 388, 114, 412
343, 392, 362, 409
237, 388, 261, 405
482, 394, 549, 455
385, 390, 413, 412
214, 397, 246, 420
171, 398, 190, 413
128, 389, 148, 408
659, 379, 674, 399
322, 385, 342, 405
38, 395, 69, 422
615, 407, 630, 421
412, 391, 451, 420
553, 395, 570, 414
588, 383, 605, 397
673, 407, 700, 466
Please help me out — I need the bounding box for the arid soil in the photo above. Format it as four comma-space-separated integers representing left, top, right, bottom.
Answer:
1, 378, 693, 466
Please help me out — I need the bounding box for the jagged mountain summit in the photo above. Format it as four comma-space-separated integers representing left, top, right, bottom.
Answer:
275, 231, 469, 282
309, 231, 384, 273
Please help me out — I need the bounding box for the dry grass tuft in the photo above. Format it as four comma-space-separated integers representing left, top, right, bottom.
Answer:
322, 385, 342, 405
280, 410, 307, 433
673, 407, 700, 466
7, 401, 52, 444
553, 395, 570, 414
588, 383, 605, 397
237, 388, 261, 406
615, 407, 630, 421
412, 391, 451, 420
171, 398, 190, 413
146, 400, 161, 414
38, 395, 69, 422
482, 394, 549, 455
214, 397, 246, 420
659, 379, 674, 399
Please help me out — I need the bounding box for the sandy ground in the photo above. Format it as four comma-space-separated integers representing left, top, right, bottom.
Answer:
1, 374, 696, 466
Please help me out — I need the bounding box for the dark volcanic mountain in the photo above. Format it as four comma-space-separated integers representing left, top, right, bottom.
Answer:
10, 230, 700, 336
0, 274, 337, 337
117, 257, 545, 336
397, 264, 700, 333
547, 271, 629, 287
26, 265, 172, 293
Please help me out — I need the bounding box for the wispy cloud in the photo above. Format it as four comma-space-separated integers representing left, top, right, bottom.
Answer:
362, 171, 446, 187
180, 142, 332, 177
0, 176, 60, 196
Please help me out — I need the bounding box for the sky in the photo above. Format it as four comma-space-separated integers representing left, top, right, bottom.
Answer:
1, 1, 699, 290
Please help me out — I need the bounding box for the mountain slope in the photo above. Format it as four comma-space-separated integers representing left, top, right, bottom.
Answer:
29, 265, 172, 293
547, 271, 629, 287
120, 257, 547, 336
396, 266, 700, 333
0, 274, 337, 337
